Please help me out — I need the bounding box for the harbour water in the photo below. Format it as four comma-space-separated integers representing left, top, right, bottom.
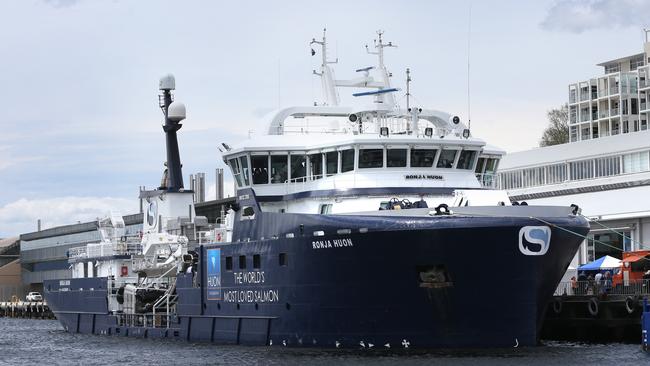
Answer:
0, 318, 645, 365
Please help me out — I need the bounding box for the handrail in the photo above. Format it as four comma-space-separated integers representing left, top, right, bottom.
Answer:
554, 279, 650, 296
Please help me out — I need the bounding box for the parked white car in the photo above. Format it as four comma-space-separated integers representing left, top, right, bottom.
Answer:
26, 292, 42, 302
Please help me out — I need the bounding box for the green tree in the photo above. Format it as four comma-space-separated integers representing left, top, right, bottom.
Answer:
540, 104, 569, 147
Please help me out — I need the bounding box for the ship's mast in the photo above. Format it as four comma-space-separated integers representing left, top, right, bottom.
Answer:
158, 74, 187, 192
365, 30, 397, 107
311, 28, 340, 106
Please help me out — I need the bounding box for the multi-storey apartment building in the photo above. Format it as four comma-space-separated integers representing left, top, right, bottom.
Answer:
498, 33, 650, 271
568, 33, 650, 142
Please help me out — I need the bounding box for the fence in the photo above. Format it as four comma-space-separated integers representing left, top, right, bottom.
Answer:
554, 279, 650, 296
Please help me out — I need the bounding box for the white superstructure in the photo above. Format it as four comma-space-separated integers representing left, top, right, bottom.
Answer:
220, 30, 510, 215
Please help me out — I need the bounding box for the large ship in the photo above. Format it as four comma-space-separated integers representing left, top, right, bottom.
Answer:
44, 31, 589, 348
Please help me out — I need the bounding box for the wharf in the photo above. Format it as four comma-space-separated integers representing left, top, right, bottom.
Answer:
0, 300, 54, 319
543, 280, 648, 343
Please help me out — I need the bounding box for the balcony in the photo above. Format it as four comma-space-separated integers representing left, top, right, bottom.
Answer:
579, 94, 590, 102
580, 115, 590, 122
598, 90, 608, 98
609, 86, 619, 95
599, 110, 609, 118
570, 114, 577, 123
641, 102, 648, 111
611, 108, 620, 116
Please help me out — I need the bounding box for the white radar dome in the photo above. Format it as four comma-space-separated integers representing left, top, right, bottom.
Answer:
168, 102, 186, 123
159, 74, 176, 90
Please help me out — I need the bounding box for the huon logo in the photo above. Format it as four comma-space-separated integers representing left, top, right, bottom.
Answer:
147, 201, 158, 227
518, 226, 551, 256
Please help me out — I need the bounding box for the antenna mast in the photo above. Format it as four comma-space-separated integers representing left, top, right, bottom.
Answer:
310, 28, 339, 106
406, 68, 411, 110
467, 3, 472, 132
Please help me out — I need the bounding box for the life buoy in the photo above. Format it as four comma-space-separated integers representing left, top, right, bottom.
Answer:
588, 297, 599, 316
625, 295, 638, 314
552, 298, 563, 314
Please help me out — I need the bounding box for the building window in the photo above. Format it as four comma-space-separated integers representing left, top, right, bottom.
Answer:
457, 150, 477, 170
239, 255, 246, 269
225, 256, 233, 271
341, 149, 355, 172
271, 155, 288, 184
290, 155, 307, 182
410, 149, 437, 167
251, 155, 269, 184
325, 151, 338, 175
358, 149, 384, 169
279, 253, 288, 266
253, 254, 261, 269
546, 163, 567, 184
623, 151, 650, 173
436, 149, 457, 168
521, 167, 544, 187
594, 156, 621, 177
569, 159, 594, 180
386, 149, 407, 167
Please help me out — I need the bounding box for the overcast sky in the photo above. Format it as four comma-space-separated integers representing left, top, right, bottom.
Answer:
0, 0, 648, 237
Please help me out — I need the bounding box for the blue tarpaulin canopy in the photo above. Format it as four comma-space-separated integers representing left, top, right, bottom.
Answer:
578, 255, 621, 271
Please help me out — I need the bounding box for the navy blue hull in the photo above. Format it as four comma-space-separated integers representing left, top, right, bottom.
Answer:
44, 213, 588, 348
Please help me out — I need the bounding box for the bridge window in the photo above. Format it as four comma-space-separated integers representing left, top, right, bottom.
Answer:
410, 149, 437, 167
457, 150, 477, 170
239, 255, 246, 269
253, 254, 261, 269
309, 153, 323, 179
436, 149, 458, 168
485, 158, 499, 175
251, 155, 269, 184
229, 158, 243, 187
239, 156, 250, 186
290, 155, 307, 182
475, 157, 486, 173
341, 149, 355, 172
271, 155, 288, 183
387, 149, 407, 167
359, 149, 384, 168
225, 256, 233, 271
325, 151, 338, 175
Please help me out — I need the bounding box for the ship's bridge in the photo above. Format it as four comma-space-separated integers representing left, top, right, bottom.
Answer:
222, 132, 503, 201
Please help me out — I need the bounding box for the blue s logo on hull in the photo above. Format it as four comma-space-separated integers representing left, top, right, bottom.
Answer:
519, 226, 551, 256
207, 248, 222, 300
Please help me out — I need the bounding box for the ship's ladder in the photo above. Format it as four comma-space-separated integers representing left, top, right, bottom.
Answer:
152, 279, 177, 328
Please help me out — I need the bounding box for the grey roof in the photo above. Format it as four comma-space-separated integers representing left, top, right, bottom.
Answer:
596, 52, 644, 67
500, 130, 650, 170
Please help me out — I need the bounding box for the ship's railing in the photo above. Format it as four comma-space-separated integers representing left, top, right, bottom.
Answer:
68, 240, 142, 262
115, 313, 171, 329
554, 279, 650, 296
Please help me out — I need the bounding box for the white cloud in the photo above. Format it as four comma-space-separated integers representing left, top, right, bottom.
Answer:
42, 0, 82, 8
0, 196, 138, 237
541, 0, 650, 33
